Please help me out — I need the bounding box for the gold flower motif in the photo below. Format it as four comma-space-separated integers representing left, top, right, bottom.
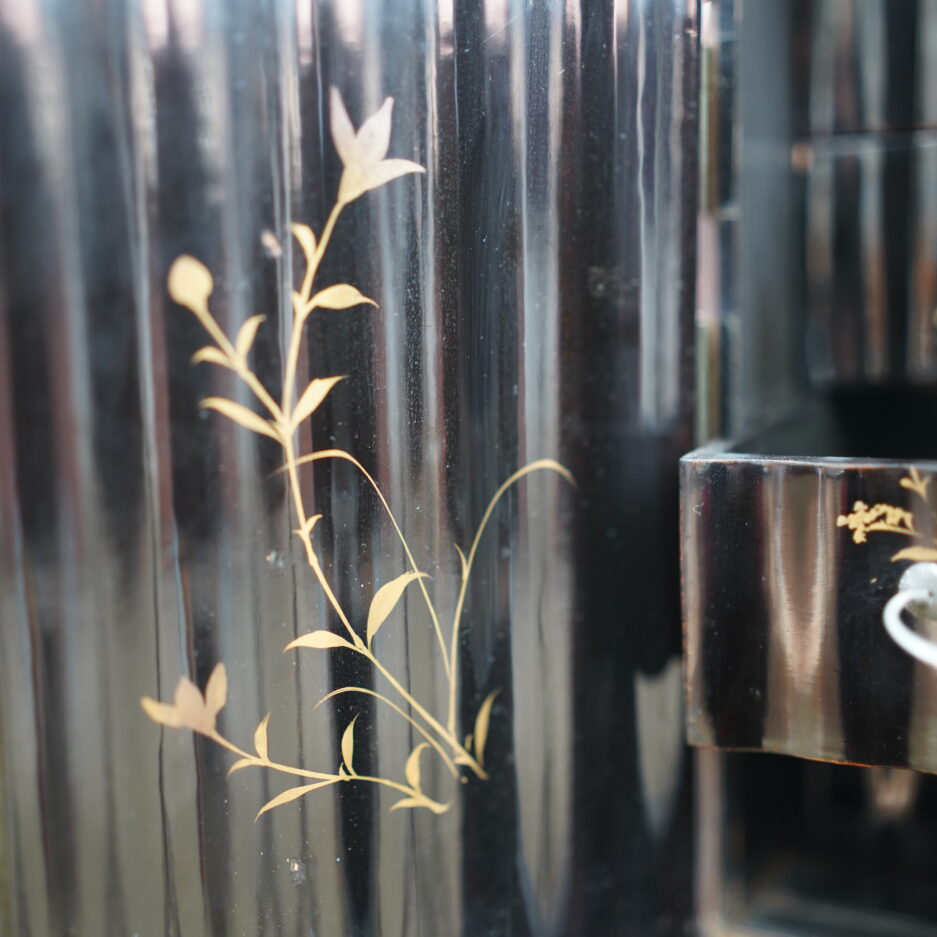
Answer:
837, 470, 937, 563
141, 664, 227, 736
836, 500, 916, 545
330, 88, 425, 206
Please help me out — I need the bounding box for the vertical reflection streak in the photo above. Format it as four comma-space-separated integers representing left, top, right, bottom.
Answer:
34, 2, 115, 931
0, 250, 49, 937
510, 0, 573, 929
202, 3, 273, 932
507, 1, 539, 926
762, 467, 844, 762
861, 145, 887, 377
137, 1, 210, 919
125, 0, 185, 926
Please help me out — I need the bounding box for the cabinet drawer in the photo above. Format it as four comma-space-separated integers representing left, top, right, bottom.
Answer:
683, 444, 937, 772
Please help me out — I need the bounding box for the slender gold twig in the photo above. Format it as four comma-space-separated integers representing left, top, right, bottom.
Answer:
284, 202, 344, 415
292, 448, 451, 677
317, 687, 459, 778
213, 728, 445, 808
446, 460, 574, 736
282, 433, 364, 649
207, 731, 252, 761
307, 203, 343, 298
188, 302, 284, 422
359, 647, 486, 774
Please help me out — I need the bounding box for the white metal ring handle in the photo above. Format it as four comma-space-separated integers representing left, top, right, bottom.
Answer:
883, 563, 937, 670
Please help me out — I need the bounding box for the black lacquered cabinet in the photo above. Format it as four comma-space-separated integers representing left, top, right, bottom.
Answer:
13, 2, 937, 936
0, 2, 696, 935
689, 2, 937, 935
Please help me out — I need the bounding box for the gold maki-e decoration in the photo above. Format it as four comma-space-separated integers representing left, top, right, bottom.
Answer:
141, 89, 572, 819
837, 467, 937, 563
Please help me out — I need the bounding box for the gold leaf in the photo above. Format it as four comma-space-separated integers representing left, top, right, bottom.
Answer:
291, 376, 346, 429
389, 797, 423, 812
404, 743, 429, 791
168, 255, 213, 312
256, 780, 336, 820
191, 347, 235, 370
473, 690, 499, 766
309, 284, 376, 311
339, 159, 425, 206
204, 663, 227, 719
366, 572, 428, 648
201, 397, 281, 441
893, 546, 937, 562
341, 715, 358, 776
228, 757, 255, 777
235, 315, 265, 359
140, 697, 179, 728
290, 223, 316, 261
284, 631, 357, 652
329, 87, 357, 167
254, 714, 270, 760
389, 795, 450, 815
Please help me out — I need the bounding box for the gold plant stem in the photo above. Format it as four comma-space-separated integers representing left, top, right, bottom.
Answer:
361, 649, 449, 742
294, 449, 451, 678
284, 450, 487, 777
361, 648, 487, 779
208, 731, 252, 760
259, 759, 337, 782
446, 460, 573, 737
261, 755, 422, 798
281, 294, 309, 418
210, 730, 442, 804
318, 686, 459, 778
284, 202, 345, 415
305, 202, 343, 301
211, 732, 333, 782
353, 774, 441, 803
278, 205, 474, 780
192, 304, 284, 421
280, 202, 366, 651
282, 434, 364, 650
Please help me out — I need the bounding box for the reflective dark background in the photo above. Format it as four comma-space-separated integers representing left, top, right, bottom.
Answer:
0, 1, 697, 935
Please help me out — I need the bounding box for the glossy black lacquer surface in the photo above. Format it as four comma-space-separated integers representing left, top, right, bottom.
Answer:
0, 2, 697, 935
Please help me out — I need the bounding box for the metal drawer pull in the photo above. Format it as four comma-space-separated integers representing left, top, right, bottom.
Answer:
883, 563, 937, 669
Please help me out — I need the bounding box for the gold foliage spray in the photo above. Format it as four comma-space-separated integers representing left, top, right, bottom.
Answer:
141, 89, 572, 819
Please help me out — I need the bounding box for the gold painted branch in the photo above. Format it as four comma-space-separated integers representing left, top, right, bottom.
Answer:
141, 88, 572, 821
